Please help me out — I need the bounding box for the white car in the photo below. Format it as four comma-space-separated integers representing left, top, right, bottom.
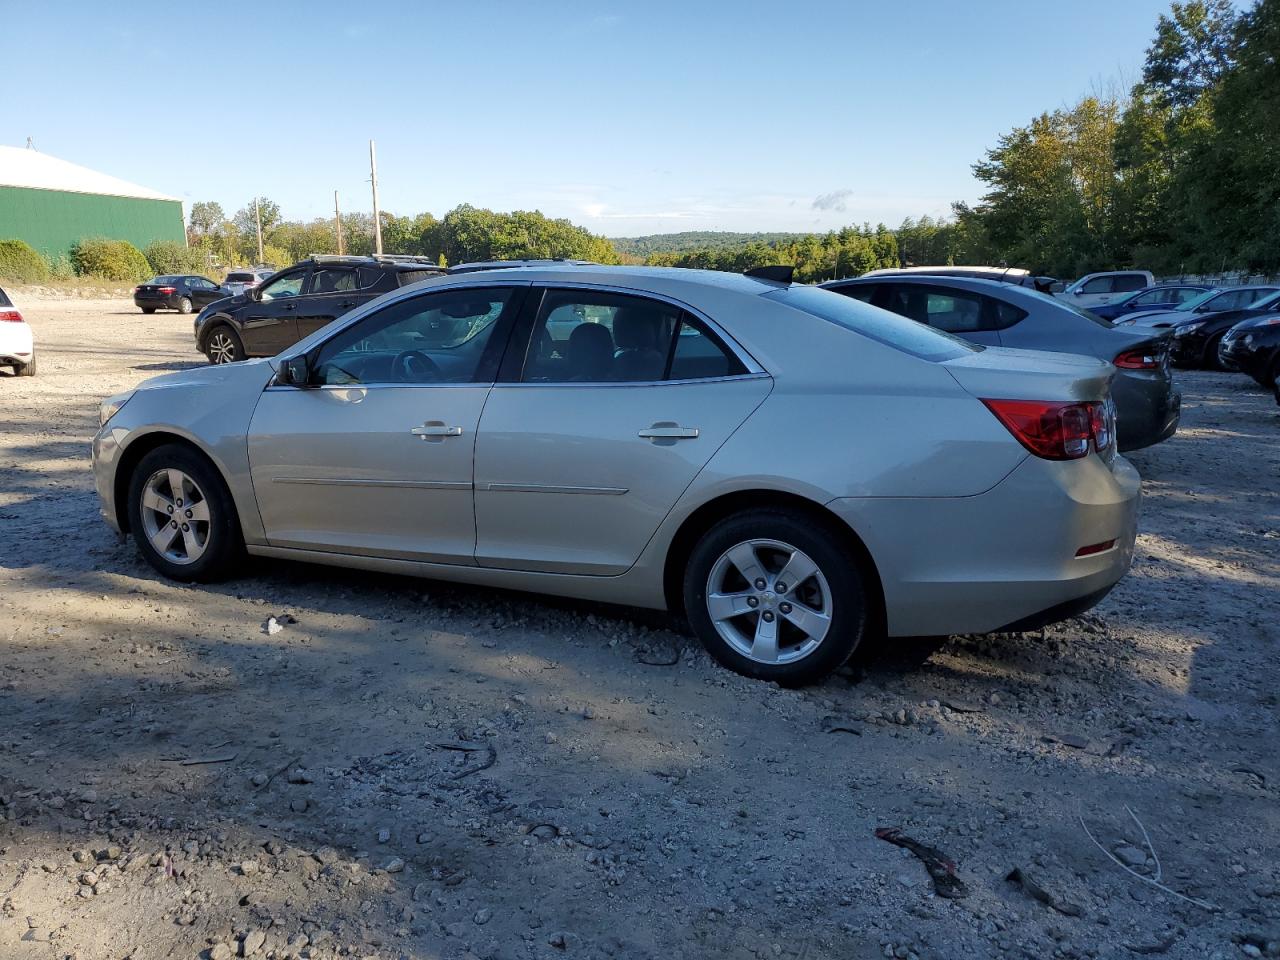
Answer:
0, 285, 35, 377
1059, 270, 1155, 308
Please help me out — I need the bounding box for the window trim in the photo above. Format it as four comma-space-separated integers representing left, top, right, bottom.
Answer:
497, 282, 765, 386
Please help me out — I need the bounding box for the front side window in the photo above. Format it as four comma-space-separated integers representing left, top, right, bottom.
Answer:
1079, 276, 1114, 294
521, 289, 744, 383
260, 272, 305, 301
309, 268, 358, 294
312, 288, 515, 385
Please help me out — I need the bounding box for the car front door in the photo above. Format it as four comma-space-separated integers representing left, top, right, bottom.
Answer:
246, 285, 526, 562
295, 266, 364, 340
473, 286, 772, 575
1073, 275, 1115, 307
190, 277, 223, 308
240, 268, 308, 356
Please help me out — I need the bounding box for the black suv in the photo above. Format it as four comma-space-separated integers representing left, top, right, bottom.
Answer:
194, 256, 443, 363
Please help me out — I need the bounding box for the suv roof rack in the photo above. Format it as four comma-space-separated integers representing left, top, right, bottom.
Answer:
306, 253, 443, 267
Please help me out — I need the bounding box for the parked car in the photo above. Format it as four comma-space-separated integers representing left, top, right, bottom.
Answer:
1114, 285, 1280, 329
860, 266, 1056, 292
1169, 291, 1280, 369
93, 265, 1140, 685
1087, 284, 1213, 322
1219, 313, 1280, 386
0, 285, 35, 376
221, 269, 273, 298
1058, 270, 1155, 307
822, 275, 1179, 451
134, 275, 228, 315
194, 255, 444, 364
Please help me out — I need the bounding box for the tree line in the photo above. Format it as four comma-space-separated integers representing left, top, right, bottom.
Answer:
174, 0, 1274, 285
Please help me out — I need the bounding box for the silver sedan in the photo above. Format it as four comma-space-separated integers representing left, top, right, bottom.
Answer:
92, 266, 1140, 685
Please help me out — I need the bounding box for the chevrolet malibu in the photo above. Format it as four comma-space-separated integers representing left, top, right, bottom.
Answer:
92, 266, 1140, 685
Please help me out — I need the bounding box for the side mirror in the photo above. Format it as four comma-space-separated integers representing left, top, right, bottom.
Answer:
280, 355, 311, 387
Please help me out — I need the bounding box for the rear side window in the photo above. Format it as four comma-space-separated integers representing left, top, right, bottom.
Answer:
521, 289, 746, 383
310, 267, 358, 294
1112, 274, 1148, 293
832, 283, 877, 303
0, 286, 10, 307
762, 285, 977, 361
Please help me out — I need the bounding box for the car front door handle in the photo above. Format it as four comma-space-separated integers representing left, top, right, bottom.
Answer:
638, 422, 699, 440
283, 302, 296, 311
411, 421, 463, 442
340, 300, 356, 309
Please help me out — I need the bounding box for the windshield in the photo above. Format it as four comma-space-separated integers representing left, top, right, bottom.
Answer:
1175, 290, 1223, 312
765, 286, 978, 362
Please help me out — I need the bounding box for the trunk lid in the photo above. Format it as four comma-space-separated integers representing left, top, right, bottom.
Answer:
942, 346, 1114, 402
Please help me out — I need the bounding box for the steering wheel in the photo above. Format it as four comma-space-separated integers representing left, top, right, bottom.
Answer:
392, 349, 442, 383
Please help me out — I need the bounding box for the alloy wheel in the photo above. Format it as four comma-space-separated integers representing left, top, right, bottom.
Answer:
139, 468, 211, 564
705, 538, 833, 665
208, 332, 238, 364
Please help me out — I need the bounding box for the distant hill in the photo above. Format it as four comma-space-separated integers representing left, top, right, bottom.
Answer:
610, 231, 812, 258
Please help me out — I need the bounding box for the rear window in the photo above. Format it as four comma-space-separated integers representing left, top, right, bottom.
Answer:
226, 272, 255, 282
397, 269, 440, 287
0, 286, 10, 307
149, 276, 182, 284
764, 286, 978, 361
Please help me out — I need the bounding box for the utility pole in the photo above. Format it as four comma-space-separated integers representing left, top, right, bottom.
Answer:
254, 197, 265, 264
334, 190, 345, 255
369, 140, 383, 255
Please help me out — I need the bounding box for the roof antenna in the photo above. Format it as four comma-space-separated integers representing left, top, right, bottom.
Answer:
25, 136, 36, 150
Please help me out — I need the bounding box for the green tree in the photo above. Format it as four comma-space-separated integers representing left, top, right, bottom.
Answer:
1143, 0, 1240, 107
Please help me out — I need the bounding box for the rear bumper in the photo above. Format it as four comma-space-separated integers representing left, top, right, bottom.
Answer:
828, 453, 1140, 637
134, 295, 177, 309
0, 325, 34, 363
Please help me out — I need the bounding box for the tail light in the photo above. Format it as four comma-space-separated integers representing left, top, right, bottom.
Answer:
157, 286, 176, 294
1114, 346, 1162, 369
982, 398, 1108, 461
0, 309, 23, 323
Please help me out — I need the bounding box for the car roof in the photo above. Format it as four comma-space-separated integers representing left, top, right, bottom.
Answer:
406, 264, 794, 300
823, 273, 1046, 299
861, 265, 1031, 278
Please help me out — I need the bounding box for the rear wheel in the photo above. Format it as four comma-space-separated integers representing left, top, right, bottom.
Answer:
205, 326, 244, 364
15, 353, 35, 377
683, 510, 868, 685
126, 444, 242, 582
177, 297, 194, 315
142, 307, 157, 314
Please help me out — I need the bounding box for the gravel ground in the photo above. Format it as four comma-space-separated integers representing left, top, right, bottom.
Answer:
1, 295, 1278, 960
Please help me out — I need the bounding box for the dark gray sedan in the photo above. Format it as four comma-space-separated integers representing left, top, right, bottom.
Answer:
822, 275, 1180, 450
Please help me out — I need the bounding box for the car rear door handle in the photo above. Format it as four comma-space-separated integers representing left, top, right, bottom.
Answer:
411, 421, 463, 442
638, 422, 699, 440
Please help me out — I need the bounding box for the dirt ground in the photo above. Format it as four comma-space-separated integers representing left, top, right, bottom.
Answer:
1, 295, 1278, 960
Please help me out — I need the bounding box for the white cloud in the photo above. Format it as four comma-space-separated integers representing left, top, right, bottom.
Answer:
812, 189, 853, 212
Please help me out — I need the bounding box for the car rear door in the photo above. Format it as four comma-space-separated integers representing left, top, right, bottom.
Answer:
190, 277, 223, 308
247, 285, 527, 561
472, 286, 771, 575
241, 268, 308, 355
295, 266, 363, 340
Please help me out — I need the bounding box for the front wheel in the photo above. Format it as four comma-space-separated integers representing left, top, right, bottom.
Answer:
204, 326, 244, 364
683, 510, 868, 685
1204, 333, 1226, 370
126, 444, 242, 582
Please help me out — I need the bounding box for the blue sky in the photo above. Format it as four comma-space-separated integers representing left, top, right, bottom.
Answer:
4, 0, 1175, 236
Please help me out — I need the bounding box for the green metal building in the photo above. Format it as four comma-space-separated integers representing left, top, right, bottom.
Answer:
0, 145, 185, 259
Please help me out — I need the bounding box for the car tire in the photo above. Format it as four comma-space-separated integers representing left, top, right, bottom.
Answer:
204, 326, 244, 364
683, 509, 868, 686
15, 353, 35, 377
1204, 333, 1226, 370
142, 307, 156, 314
177, 297, 194, 315
126, 443, 242, 582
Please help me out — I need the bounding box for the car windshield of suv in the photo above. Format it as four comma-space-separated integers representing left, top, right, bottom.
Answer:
765, 286, 977, 361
